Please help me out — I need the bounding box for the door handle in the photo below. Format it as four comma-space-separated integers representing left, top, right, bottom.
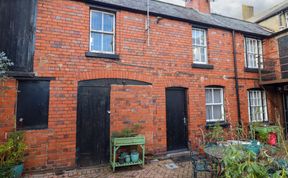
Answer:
107, 111, 111, 114
183, 117, 187, 125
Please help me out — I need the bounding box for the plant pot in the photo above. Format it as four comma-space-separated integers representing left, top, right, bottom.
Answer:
131, 152, 139, 162
125, 155, 131, 163
12, 164, 24, 178
119, 156, 125, 164
245, 144, 261, 155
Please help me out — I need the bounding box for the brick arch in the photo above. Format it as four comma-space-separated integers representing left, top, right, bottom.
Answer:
77, 71, 154, 84
160, 77, 190, 89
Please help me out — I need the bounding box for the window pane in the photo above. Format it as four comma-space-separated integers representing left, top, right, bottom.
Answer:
214, 89, 222, 103
213, 105, 222, 120
200, 47, 206, 63
91, 32, 102, 51
103, 14, 114, 32
195, 30, 200, 45
192, 30, 196, 44
206, 106, 213, 121
103, 34, 113, 52
91, 11, 102, 31
206, 89, 213, 103
193, 47, 201, 62
199, 30, 205, 45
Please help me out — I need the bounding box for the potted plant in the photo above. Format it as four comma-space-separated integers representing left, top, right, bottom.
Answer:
0, 131, 26, 178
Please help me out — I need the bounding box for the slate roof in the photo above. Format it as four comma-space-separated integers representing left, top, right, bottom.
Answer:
90, 0, 271, 36
248, 0, 288, 23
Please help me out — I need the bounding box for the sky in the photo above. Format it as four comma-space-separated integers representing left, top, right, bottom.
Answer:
210, 0, 284, 19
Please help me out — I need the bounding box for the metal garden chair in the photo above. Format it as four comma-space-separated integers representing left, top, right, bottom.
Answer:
188, 141, 217, 178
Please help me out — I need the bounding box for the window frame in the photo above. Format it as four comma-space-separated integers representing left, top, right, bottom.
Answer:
285, 11, 288, 28
192, 28, 208, 64
244, 37, 263, 69
247, 89, 268, 123
89, 10, 116, 54
205, 87, 225, 122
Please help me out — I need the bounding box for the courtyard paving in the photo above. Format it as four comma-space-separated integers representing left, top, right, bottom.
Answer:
24, 159, 209, 178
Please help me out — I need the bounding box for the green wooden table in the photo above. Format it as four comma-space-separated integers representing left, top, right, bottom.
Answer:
110, 135, 145, 172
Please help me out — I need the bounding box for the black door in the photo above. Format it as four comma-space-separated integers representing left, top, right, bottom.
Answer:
76, 86, 110, 166
166, 88, 188, 151
283, 93, 288, 137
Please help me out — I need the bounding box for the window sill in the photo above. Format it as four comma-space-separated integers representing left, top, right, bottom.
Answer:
205, 122, 230, 129
192, 63, 214, 69
85, 52, 120, 60
244, 67, 259, 73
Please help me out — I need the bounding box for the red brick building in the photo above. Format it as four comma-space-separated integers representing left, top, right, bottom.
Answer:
0, 0, 283, 172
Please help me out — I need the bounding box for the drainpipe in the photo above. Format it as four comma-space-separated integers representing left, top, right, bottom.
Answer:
232, 30, 242, 127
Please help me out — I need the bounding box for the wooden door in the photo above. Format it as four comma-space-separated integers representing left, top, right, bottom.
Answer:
166, 87, 188, 151
76, 86, 110, 166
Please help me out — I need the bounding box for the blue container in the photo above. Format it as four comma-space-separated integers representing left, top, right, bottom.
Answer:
12, 164, 24, 178
125, 155, 131, 163
245, 141, 261, 155
131, 152, 139, 162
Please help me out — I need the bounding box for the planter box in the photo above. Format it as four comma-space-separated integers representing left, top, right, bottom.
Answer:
111, 135, 145, 146
110, 135, 145, 172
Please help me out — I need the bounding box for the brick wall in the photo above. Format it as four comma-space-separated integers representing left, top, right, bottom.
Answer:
0, 79, 17, 142
0, 0, 276, 171
110, 85, 156, 152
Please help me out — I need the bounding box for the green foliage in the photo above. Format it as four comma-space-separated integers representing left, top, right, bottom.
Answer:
221, 144, 288, 178
205, 124, 225, 143
112, 124, 143, 138
0, 52, 13, 75
0, 131, 26, 177
222, 145, 270, 178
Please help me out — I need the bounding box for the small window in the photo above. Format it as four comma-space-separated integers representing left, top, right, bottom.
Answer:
245, 38, 263, 69
248, 90, 268, 122
90, 10, 115, 54
16, 80, 50, 130
193, 28, 207, 64
205, 87, 225, 122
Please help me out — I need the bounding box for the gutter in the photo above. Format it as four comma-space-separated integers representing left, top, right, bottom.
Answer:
269, 28, 288, 38
232, 30, 242, 127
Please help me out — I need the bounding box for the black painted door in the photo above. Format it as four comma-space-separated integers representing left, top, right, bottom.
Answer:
284, 93, 288, 137
77, 86, 110, 166
278, 35, 288, 78
166, 88, 188, 151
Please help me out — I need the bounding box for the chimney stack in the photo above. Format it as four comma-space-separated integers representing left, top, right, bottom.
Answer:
242, 4, 254, 20
185, 0, 211, 14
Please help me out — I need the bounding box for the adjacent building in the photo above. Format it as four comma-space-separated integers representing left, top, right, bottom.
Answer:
247, 0, 288, 137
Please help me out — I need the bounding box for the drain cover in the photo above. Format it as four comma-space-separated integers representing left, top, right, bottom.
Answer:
165, 163, 178, 170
